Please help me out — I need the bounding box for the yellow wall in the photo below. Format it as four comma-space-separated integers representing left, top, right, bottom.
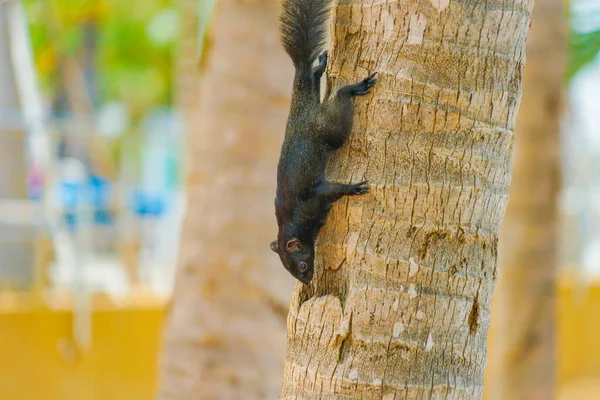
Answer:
1, 279, 599, 400
0, 294, 165, 400
485, 276, 600, 398
558, 280, 600, 382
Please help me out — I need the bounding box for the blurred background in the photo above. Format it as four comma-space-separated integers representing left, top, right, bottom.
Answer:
0, 0, 599, 399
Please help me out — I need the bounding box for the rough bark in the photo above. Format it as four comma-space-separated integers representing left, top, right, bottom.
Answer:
156, 1, 294, 399
280, 1, 533, 399
485, 1, 564, 399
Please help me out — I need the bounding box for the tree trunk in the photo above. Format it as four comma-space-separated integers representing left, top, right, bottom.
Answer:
484, 1, 564, 399
0, 7, 25, 199
280, 1, 533, 399
172, 0, 201, 124
0, 5, 35, 288
156, 1, 294, 399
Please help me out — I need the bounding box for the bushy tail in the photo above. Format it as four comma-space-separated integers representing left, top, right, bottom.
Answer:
278, 0, 331, 69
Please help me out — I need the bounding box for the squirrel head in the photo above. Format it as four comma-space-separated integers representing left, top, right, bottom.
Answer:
270, 238, 314, 285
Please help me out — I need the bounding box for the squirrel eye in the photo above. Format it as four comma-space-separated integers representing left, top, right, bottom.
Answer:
298, 262, 308, 272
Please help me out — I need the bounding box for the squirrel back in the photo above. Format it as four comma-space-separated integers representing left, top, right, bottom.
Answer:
273, 0, 376, 285
278, 0, 331, 70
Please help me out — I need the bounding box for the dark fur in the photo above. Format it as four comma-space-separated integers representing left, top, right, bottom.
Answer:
272, 0, 377, 284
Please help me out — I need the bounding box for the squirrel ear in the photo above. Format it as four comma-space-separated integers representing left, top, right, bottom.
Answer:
286, 238, 302, 253
270, 241, 278, 252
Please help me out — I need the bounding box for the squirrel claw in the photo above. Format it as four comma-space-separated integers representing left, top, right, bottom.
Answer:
351, 181, 370, 195
314, 51, 328, 78
364, 73, 377, 87
318, 51, 328, 64
353, 73, 377, 96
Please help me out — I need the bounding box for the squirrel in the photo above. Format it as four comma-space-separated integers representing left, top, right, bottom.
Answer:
270, 0, 377, 285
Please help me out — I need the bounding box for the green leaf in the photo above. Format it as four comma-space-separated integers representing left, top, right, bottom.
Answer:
570, 29, 600, 78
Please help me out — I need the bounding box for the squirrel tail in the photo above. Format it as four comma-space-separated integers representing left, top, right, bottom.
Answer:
279, 0, 331, 70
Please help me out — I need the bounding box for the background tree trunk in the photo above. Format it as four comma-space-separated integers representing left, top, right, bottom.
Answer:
484, 1, 564, 399
156, 0, 294, 399
0, 8, 26, 199
0, 5, 35, 289
280, 1, 533, 399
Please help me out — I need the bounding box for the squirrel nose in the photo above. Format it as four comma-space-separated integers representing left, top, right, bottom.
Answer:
297, 270, 313, 285
298, 275, 312, 285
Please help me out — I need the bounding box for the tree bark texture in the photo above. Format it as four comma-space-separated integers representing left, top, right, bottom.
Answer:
485, 1, 564, 399
156, 1, 295, 399
280, 1, 533, 399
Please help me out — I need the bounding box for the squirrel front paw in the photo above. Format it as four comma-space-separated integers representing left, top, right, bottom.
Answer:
353, 73, 378, 96
313, 51, 328, 78
350, 180, 370, 195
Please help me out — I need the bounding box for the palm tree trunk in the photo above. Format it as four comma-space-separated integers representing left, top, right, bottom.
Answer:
485, 1, 564, 398
280, 1, 534, 399
156, 1, 294, 399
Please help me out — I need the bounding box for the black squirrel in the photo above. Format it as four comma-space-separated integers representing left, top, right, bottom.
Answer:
270, 0, 377, 284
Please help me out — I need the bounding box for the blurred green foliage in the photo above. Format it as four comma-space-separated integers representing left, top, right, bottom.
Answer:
570, 29, 600, 78
569, 0, 600, 78
22, 1, 600, 106
23, 0, 178, 120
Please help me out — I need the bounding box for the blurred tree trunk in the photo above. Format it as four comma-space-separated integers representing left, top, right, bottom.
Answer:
485, 1, 564, 399
280, 1, 533, 399
0, 5, 35, 288
156, 1, 294, 399
0, 8, 26, 199
172, 0, 201, 124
